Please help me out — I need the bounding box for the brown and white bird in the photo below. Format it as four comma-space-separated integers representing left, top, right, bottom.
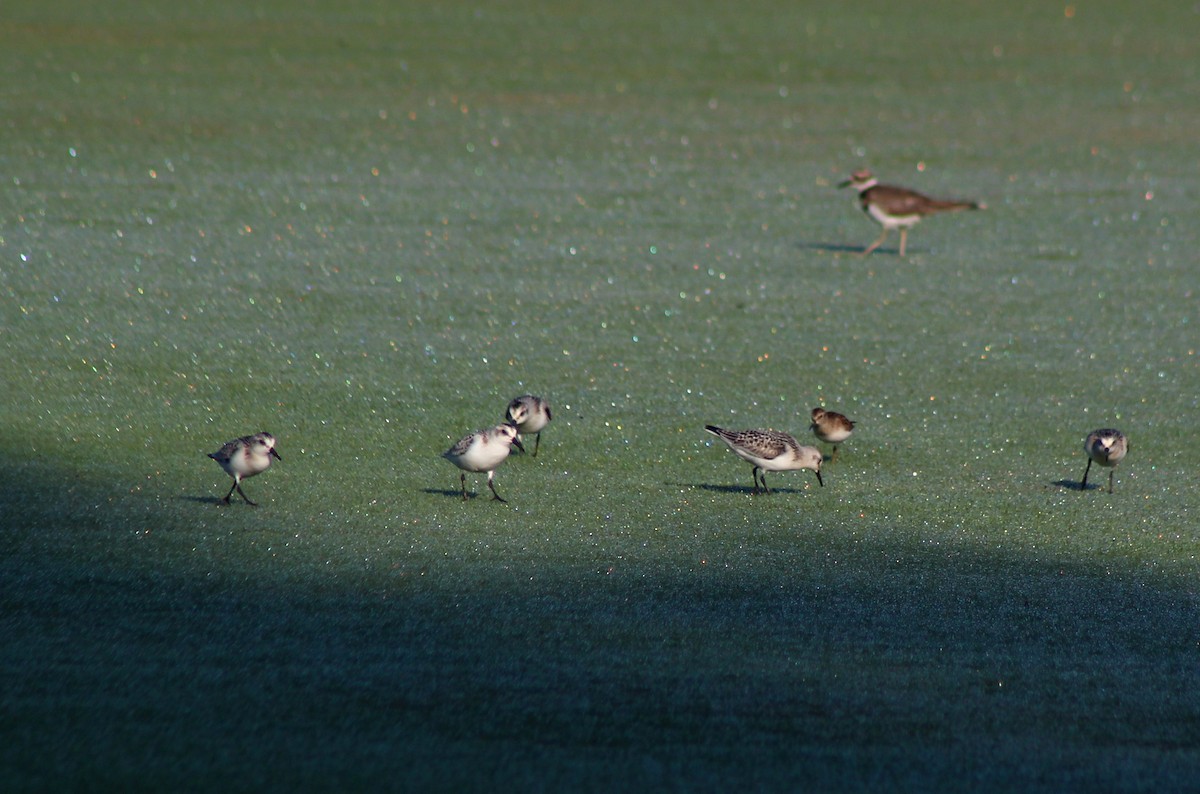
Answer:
810, 407, 856, 462
208, 432, 281, 505
840, 169, 982, 256
505, 394, 552, 457
1081, 428, 1129, 494
443, 423, 525, 502
705, 425, 824, 494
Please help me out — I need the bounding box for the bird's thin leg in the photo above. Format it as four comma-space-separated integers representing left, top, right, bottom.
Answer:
532, 432, 541, 458
235, 482, 257, 506
222, 480, 237, 504
831, 445, 840, 463
899, 228, 909, 257
759, 469, 771, 495
861, 228, 888, 257
1081, 459, 1092, 490
1108, 470, 1115, 494
750, 467, 761, 495
460, 472, 469, 501
487, 471, 508, 503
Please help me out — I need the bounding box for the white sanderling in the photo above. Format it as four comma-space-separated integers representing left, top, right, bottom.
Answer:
208, 431, 281, 505
505, 394, 552, 457
443, 423, 525, 502
810, 407, 856, 462
705, 424, 824, 494
1081, 428, 1129, 493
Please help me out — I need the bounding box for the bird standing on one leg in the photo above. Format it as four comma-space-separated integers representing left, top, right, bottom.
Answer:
1081, 428, 1129, 494
443, 423, 525, 502
505, 394, 552, 457
839, 169, 983, 256
208, 432, 281, 506
704, 425, 824, 494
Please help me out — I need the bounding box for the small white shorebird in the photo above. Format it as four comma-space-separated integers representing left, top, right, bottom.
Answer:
208, 432, 281, 505
505, 394, 552, 457
443, 423, 525, 502
839, 169, 983, 256
1081, 428, 1129, 494
705, 425, 824, 494
810, 407, 856, 462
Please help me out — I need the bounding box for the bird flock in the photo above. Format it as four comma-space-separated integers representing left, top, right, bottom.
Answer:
208, 404, 1128, 506
207, 171, 1130, 506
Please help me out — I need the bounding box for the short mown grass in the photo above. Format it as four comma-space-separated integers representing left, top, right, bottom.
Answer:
2, 0, 1198, 790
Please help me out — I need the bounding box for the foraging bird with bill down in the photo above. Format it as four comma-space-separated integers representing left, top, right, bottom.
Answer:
810, 407, 856, 462
208, 431, 281, 506
443, 423, 525, 502
1081, 428, 1128, 494
505, 394, 552, 457
705, 425, 824, 495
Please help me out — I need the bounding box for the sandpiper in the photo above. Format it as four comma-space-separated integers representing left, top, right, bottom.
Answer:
443, 423, 525, 502
505, 394, 552, 457
1081, 428, 1129, 494
839, 169, 982, 256
810, 407, 856, 462
208, 432, 281, 505
704, 425, 823, 494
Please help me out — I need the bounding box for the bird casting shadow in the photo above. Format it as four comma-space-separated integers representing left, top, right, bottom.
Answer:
670, 482, 811, 496
793, 240, 914, 256
178, 494, 234, 506
1051, 478, 1091, 492
793, 241, 867, 254
423, 487, 471, 499
422, 487, 514, 502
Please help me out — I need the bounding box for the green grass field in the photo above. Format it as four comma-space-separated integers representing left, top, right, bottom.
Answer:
2, 1, 1198, 790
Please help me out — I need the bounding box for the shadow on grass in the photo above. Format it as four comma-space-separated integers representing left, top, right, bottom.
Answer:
1051, 478, 1091, 491
671, 482, 818, 496
177, 494, 235, 506
421, 487, 515, 502
794, 240, 918, 257
422, 486, 467, 498
3, 455, 1198, 791
794, 240, 866, 254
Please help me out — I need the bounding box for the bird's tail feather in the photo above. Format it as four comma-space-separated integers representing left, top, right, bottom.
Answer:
929, 199, 982, 212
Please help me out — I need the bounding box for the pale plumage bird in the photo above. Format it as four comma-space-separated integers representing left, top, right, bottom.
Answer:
705, 425, 824, 494
443, 423, 525, 502
505, 394, 552, 457
208, 432, 281, 505
840, 169, 983, 256
1081, 428, 1129, 494
810, 407, 856, 462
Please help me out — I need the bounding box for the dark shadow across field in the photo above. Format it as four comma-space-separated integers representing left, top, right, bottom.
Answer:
3, 458, 1198, 791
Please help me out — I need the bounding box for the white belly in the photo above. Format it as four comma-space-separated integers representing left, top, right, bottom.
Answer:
868, 203, 920, 230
